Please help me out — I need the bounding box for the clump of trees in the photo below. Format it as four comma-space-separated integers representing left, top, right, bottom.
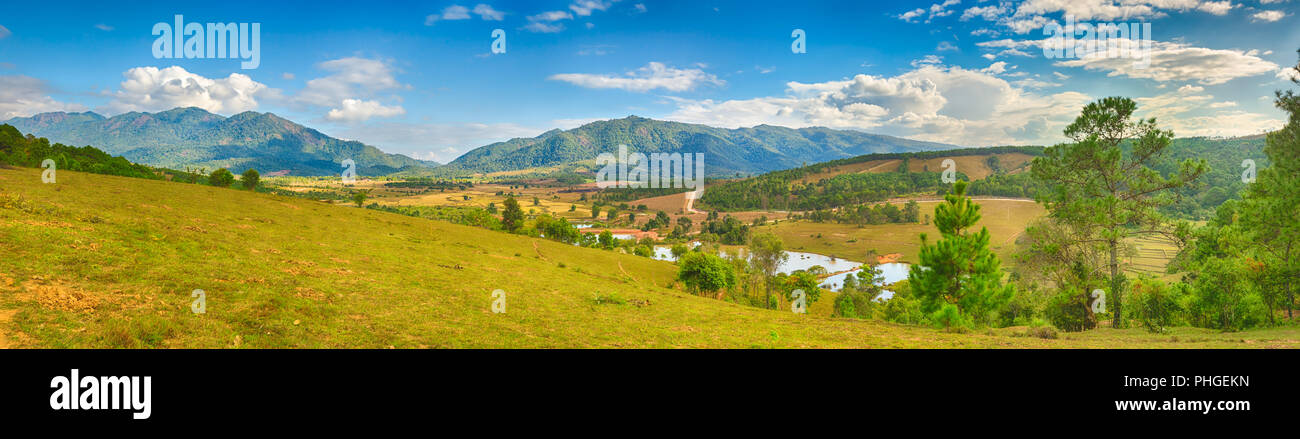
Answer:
209, 168, 236, 187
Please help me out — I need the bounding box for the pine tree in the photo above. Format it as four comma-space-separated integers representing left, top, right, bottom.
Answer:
1031, 97, 1207, 328
908, 180, 1014, 327
501, 196, 524, 232
1240, 54, 1300, 320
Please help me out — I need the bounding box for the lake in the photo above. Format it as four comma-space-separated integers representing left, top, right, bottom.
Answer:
653, 246, 908, 298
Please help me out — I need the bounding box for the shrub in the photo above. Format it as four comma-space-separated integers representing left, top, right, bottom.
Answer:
930, 303, 972, 330
1129, 278, 1185, 333
1045, 287, 1095, 332
241, 168, 260, 190
208, 168, 235, 187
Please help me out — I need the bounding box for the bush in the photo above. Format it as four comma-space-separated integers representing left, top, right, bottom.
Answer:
209, 168, 235, 187
677, 252, 736, 295
1026, 325, 1058, 339
930, 303, 972, 330
241, 168, 260, 189
876, 281, 925, 325
1129, 278, 1185, 333
1045, 288, 1096, 332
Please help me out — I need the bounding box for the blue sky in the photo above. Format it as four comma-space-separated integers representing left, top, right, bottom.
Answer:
1, 0, 1298, 163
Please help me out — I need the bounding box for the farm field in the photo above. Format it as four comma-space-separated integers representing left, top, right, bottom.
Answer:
2, 167, 1293, 348
751, 198, 1046, 264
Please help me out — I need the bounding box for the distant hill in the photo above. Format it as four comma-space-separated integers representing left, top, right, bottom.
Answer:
697, 136, 1268, 219
436, 116, 957, 177
3, 107, 438, 176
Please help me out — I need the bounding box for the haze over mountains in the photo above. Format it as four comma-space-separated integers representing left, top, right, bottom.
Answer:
3, 107, 437, 176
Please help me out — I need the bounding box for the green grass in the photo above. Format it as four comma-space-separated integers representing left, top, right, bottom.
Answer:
0, 167, 1296, 348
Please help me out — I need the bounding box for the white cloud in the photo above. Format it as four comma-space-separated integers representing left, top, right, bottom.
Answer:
425, 5, 471, 25
0, 25, 10, 39
962, 1, 1242, 34
1162, 110, 1283, 137
1196, 1, 1233, 15
549, 62, 724, 92
662, 63, 1095, 147
94, 24, 114, 31
1055, 40, 1280, 85
0, 75, 87, 120
296, 57, 404, 107
899, 9, 925, 22
981, 37, 1281, 85
570, 0, 615, 16
524, 10, 573, 33
635, 3, 647, 13
105, 66, 270, 115
325, 99, 406, 122
473, 4, 506, 20
900, 0, 962, 23
1278, 66, 1300, 82
294, 57, 406, 122
1252, 10, 1288, 22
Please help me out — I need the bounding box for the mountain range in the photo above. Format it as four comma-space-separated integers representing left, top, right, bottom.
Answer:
2, 107, 437, 176
436, 116, 956, 177
5, 109, 959, 177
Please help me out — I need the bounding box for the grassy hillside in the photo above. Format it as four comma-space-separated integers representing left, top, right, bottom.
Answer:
2, 168, 1298, 348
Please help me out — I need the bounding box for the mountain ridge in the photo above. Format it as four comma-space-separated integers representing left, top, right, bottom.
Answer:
435, 115, 960, 177
3, 107, 439, 176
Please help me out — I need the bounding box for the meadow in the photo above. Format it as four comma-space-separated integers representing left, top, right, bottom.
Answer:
1, 167, 1296, 348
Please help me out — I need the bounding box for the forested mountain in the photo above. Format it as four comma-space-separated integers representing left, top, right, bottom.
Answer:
698, 138, 1266, 220
3, 107, 438, 176
436, 116, 957, 176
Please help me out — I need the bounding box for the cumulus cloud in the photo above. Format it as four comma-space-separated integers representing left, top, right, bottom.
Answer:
549, 62, 724, 92
523, 10, 573, 33
426, 4, 505, 24
978, 37, 1279, 85
105, 66, 270, 115
0, 75, 87, 119
900, 0, 962, 23
1252, 10, 1288, 22
473, 4, 506, 20
296, 57, 406, 122
325, 99, 405, 122
570, 0, 616, 16
1196, 1, 1234, 15
962, 1, 1241, 34
663, 62, 1095, 147
1055, 40, 1279, 85
297, 57, 402, 106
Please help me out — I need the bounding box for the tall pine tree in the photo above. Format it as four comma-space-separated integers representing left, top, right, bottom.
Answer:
1031, 97, 1206, 328
1240, 51, 1300, 320
908, 180, 1014, 327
